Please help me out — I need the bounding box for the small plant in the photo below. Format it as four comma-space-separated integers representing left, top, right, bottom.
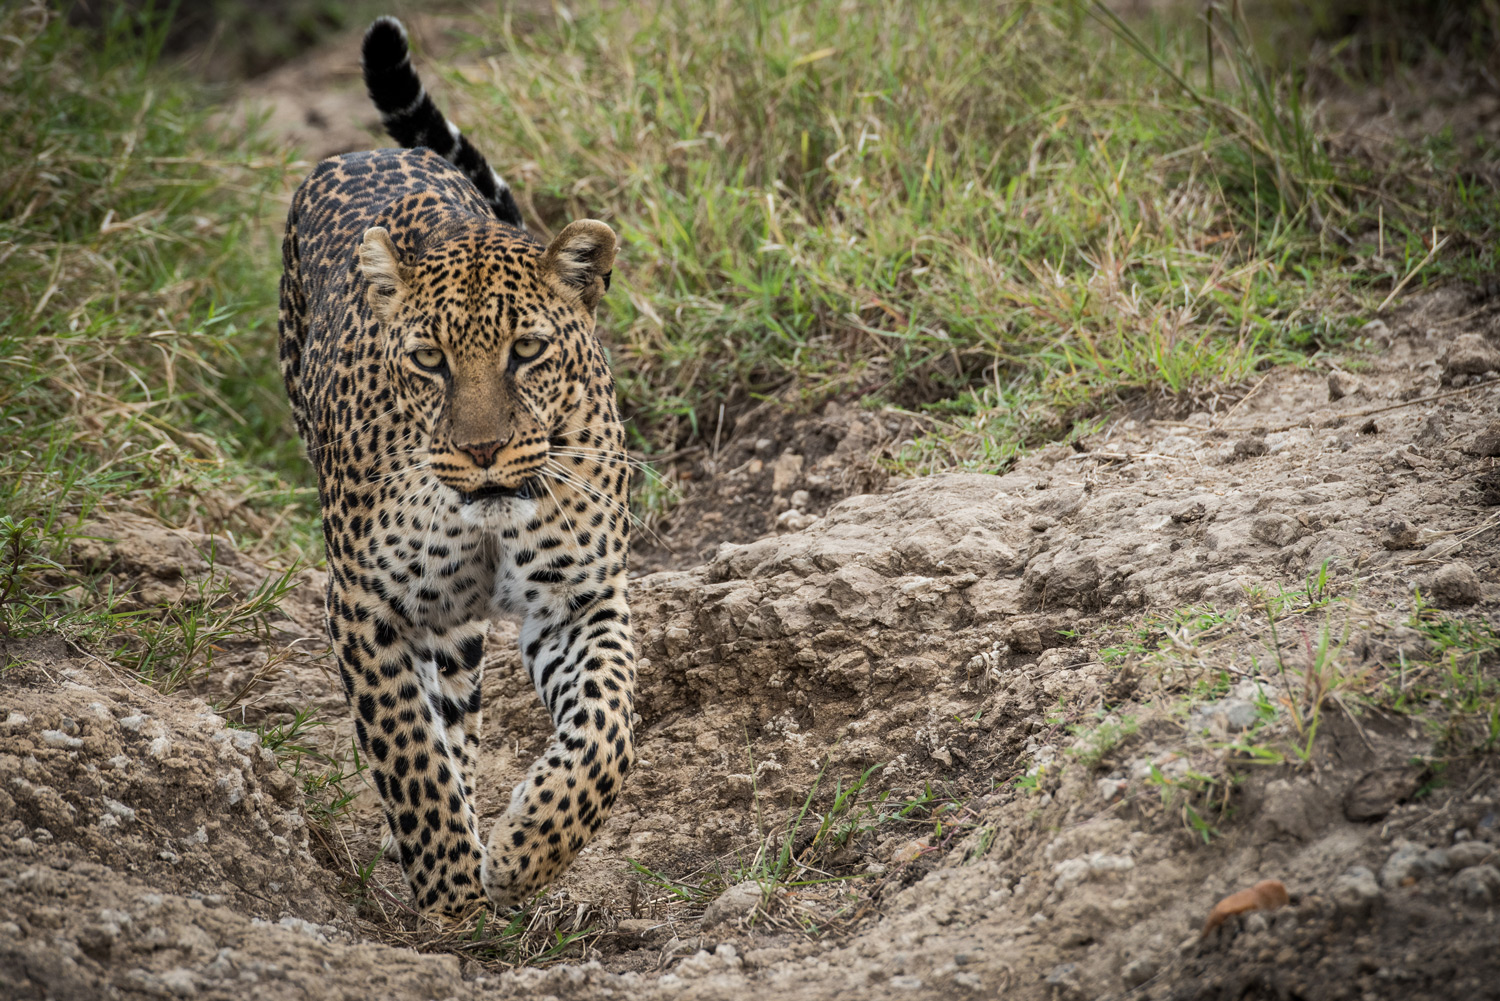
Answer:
1066, 714, 1140, 770
125, 562, 303, 695
966, 825, 997, 863
245, 708, 366, 827
1144, 763, 1230, 844
0, 516, 68, 635
628, 760, 978, 939
1014, 770, 1046, 795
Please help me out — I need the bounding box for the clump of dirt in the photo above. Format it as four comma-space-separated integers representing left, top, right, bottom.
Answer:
6, 287, 1499, 1000
0, 640, 470, 1000
629, 399, 913, 573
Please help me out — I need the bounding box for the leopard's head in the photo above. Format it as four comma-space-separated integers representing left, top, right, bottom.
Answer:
357, 213, 616, 504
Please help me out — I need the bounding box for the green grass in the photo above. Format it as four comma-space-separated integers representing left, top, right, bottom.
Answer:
629, 760, 981, 936
0, 5, 306, 542
1402, 593, 1500, 756
436, 0, 1497, 465
0, 8, 314, 684
249, 708, 367, 826
1089, 563, 1499, 842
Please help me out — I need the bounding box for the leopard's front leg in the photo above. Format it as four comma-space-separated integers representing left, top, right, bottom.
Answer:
329, 584, 487, 913
482, 589, 636, 906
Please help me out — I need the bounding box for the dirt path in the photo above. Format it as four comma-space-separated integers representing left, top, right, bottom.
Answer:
4, 285, 1499, 1000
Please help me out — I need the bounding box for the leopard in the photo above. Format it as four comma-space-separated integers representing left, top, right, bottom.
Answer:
276, 15, 637, 914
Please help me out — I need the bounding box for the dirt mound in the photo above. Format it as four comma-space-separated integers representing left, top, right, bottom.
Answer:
0, 643, 474, 1000
4, 289, 1500, 999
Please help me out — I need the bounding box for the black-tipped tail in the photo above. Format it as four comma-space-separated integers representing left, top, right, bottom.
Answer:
361, 16, 524, 228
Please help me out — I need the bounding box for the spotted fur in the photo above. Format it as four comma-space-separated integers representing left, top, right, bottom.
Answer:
278, 18, 635, 913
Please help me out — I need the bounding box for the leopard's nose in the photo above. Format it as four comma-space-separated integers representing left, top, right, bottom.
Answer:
457, 437, 509, 467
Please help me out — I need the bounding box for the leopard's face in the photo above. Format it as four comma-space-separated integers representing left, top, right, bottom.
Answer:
358, 218, 616, 504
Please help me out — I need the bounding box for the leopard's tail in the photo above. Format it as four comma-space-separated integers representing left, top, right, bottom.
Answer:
361, 16, 524, 228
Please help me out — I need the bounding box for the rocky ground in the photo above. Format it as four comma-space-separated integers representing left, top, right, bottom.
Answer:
4, 285, 1500, 1000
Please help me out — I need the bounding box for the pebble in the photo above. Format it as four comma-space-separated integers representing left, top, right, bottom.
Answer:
1121, 955, 1159, 988
1432, 562, 1481, 607
1330, 866, 1382, 918
1380, 521, 1421, 550
1327, 369, 1361, 401
890, 838, 931, 864
1471, 419, 1500, 457
775, 509, 818, 532
1448, 841, 1496, 869
1234, 437, 1270, 458
699, 880, 763, 928
1440, 333, 1500, 378
1096, 776, 1128, 802
1380, 841, 1446, 888
1342, 765, 1423, 821
1454, 865, 1500, 906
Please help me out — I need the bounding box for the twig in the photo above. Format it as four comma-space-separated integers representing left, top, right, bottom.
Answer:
1377, 230, 1449, 313
1065, 450, 1186, 462
1220, 377, 1499, 434
1214, 371, 1274, 428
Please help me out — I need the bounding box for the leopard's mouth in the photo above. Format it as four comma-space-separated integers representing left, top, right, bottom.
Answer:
458, 477, 538, 504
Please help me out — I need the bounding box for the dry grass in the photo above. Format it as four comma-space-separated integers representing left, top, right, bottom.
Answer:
429, 0, 1498, 465
0, 3, 304, 551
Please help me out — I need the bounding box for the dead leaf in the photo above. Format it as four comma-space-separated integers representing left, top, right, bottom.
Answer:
890, 838, 931, 865
1200, 879, 1290, 938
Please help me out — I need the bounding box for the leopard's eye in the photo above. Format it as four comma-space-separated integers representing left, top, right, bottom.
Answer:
411, 348, 446, 370
513, 337, 544, 361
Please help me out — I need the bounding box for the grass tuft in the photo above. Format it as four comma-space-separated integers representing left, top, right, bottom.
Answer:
0, 5, 313, 690
439, 0, 1496, 465
0, 3, 305, 550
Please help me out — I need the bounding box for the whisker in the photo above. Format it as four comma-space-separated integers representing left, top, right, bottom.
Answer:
545, 450, 650, 471
539, 464, 671, 550
547, 450, 682, 497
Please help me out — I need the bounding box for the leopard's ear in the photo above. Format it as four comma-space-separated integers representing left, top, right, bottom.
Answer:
539, 220, 616, 313
358, 227, 409, 322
